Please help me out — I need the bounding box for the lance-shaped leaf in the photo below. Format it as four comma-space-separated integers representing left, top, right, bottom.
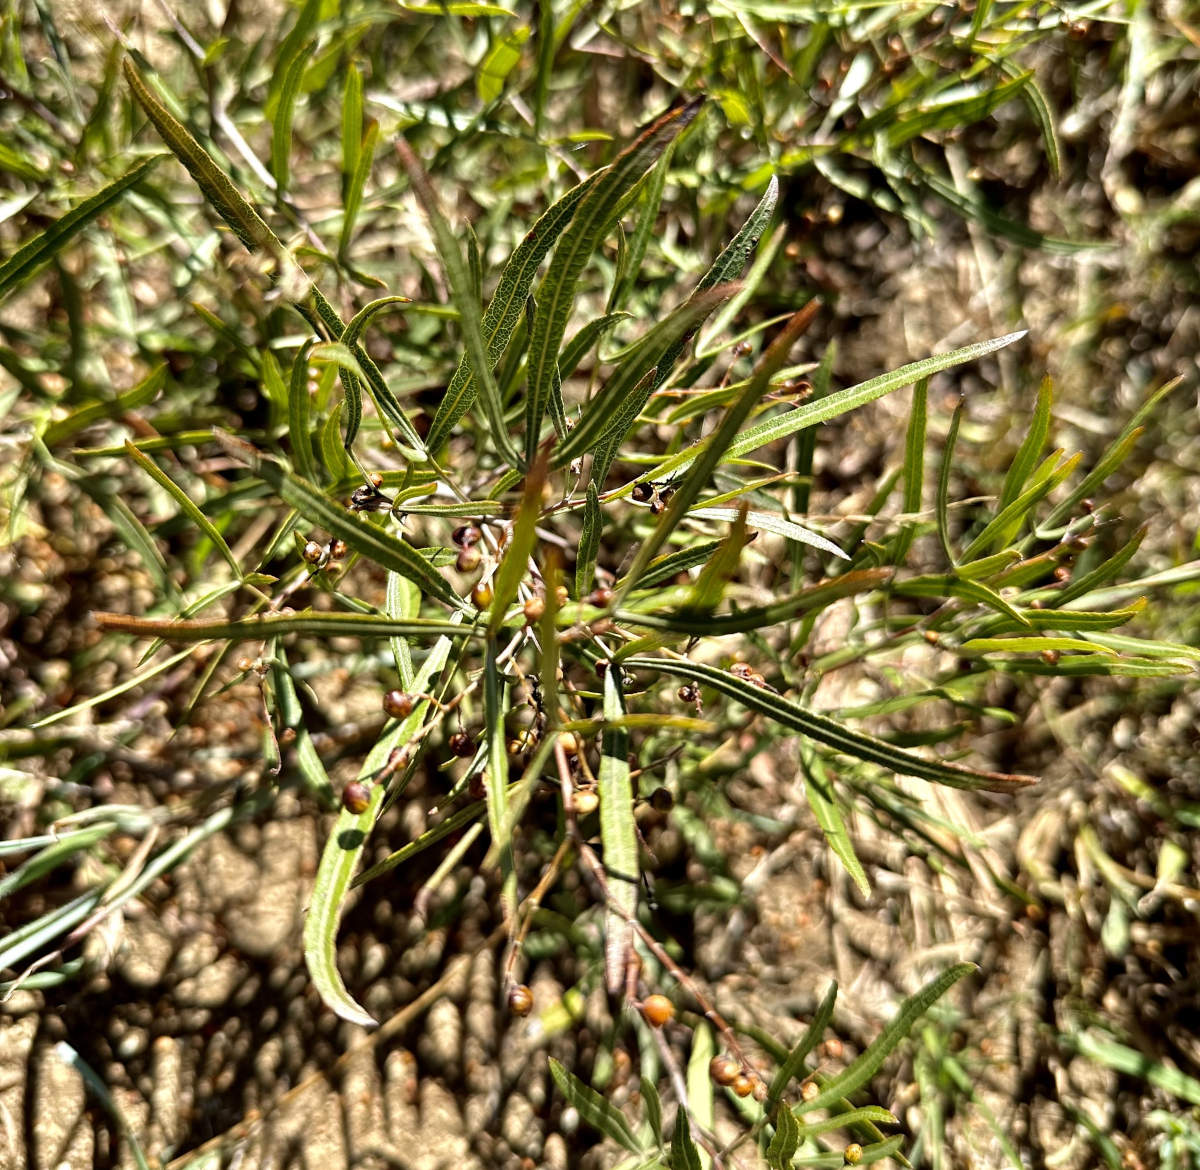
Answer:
214, 432, 469, 611
524, 98, 704, 465
488, 444, 550, 635
617, 302, 819, 598
624, 658, 1037, 791
396, 137, 523, 467
93, 610, 477, 643
624, 331, 1028, 492
575, 484, 602, 598
304, 605, 458, 1025
795, 963, 976, 1116
0, 155, 163, 304
549, 1059, 644, 1155
768, 981, 838, 1107
553, 283, 736, 473
484, 639, 516, 922
124, 59, 282, 255
426, 174, 597, 451
802, 749, 870, 896
599, 666, 637, 994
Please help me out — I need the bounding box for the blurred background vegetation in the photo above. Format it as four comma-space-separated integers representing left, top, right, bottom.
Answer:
1, 1, 1199, 1168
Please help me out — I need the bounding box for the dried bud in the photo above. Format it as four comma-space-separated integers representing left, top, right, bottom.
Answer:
632, 482, 654, 503
640, 995, 674, 1028
302, 540, 324, 564
1040, 648, 1061, 665
677, 683, 699, 703
330, 539, 348, 559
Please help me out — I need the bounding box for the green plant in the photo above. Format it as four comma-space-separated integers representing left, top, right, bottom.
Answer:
2, 4, 1197, 1167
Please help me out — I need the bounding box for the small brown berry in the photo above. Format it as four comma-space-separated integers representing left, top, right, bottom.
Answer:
508, 984, 533, 1016
752, 1078, 769, 1102
468, 773, 486, 800
587, 587, 614, 607
732, 1074, 754, 1098
730, 662, 754, 678
823, 1036, 844, 1059
325, 560, 344, 575
709, 1056, 739, 1086
640, 995, 674, 1028
471, 581, 494, 609
342, 781, 370, 814
844, 1143, 863, 1165
449, 731, 476, 758
383, 690, 414, 719
237, 656, 254, 672
523, 596, 545, 623
508, 728, 538, 754
557, 731, 580, 756
1041, 648, 1061, 665
801, 1080, 819, 1102
732, 340, 753, 357
302, 540, 324, 564
677, 683, 699, 703
456, 546, 482, 573
923, 630, 940, 645
1081, 498, 1096, 513
649, 495, 667, 515
649, 787, 673, 812
632, 482, 653, 503
330, 539, 348, 558
554, 584, 569, 607
573, 789, 599, 815
452, 524, 481, 548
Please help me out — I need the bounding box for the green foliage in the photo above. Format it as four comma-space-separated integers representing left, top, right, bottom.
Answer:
1, 4, 1196, 1168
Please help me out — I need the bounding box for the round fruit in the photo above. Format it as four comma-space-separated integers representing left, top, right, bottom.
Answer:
640, 995, 674, 1028
732, 1075, 754, 1098
844, 1144, 863, 1165
452, 524, 481, 548
456, 545, 482, 572
587, 587, 614, 607
302, 540, 324, 564
709, 1057, 739, 1086
523, 596, 545, 623
632, 482, 653, 503
801, 1080, 819, 1102
649, 787, 673, 812
677, 683, 699, 703
449, 731, 476, 758
342, 781, 370, 814
573, 789, 599, 815
508, 984, 533, 1016
383, 690, 414, 719
471, 581, 494, 609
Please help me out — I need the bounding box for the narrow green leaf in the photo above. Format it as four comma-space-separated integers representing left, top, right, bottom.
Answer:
340, 117, 378, 255
768, 981, 838, 1107
396, 137, 523, 467
802, 750, 870, 896
685, 1022, 715, 1170
612, 138, 676, 310
625, 658, 1036, 791
93, 609, 478, 644
892, 377, 927, 564
599, 666, 637, 994
575, 483, 603, 598
549, 1059, 644, 1154
689, 507, 848, 560
214, 431, 468, 610
671, 1108, 704, 1170
477, 24, 530, 103
560, 311, 632, 379
620, 540, 722, 592
936, 399, 963, 567
488, 447, 550, 634
555, 284, 737, 473
1000, 380, 1052, 511
484, 639, 516, 921
766, 1103, 801, 1170
304, 608, 457, 1024
271, 647, 335, 806
958, 636, 1117, 656
641, 1076, 664, 1147
124, 441, 241, 577
271, 41, 313, 194
0, 825, 117, 901
0, 154, 162, 304
618, 303, 818, 597
682, 502, 748, 616
525, 98, 705, 465
962, 452, 1079, 562
287, 342, 318, 483
43, 363, 166, 447
1051, 524, 1147, 607
627, 332, 1026, 490
795, 963, 975, 1116
341, 64, 363, 199
426, 173, 597, 451
124, 59, 282, 255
